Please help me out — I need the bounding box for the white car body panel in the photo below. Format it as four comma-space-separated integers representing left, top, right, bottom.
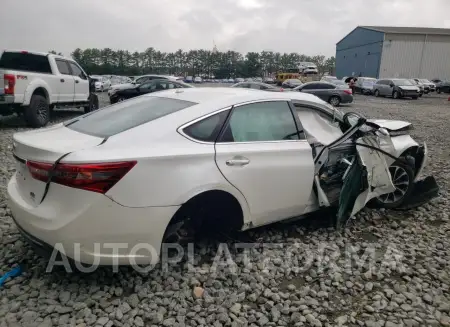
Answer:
7, 88, 430, 265
350, 133, 396, 216
215, 140, 314, 228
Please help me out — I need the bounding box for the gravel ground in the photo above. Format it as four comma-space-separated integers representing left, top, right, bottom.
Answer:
0, 90, 449, 327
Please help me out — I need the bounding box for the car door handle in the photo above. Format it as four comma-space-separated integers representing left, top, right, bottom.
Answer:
75, 80, 79, 84
60, 79, 64, 82
226, 157, 250, 166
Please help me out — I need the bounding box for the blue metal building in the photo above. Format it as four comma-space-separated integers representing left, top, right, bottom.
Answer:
335, 26, 384, 79
335, 26, 450, 80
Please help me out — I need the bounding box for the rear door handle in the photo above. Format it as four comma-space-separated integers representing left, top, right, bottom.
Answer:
60, 79, 64, 82
75, 80, 79, 83
226, 157, 250, 166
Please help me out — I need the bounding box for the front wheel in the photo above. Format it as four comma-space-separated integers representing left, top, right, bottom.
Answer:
374, 89, 380, 97
329, 96, 341, 107
373, 161, 415, 209
84, 93, 99, 113
393, 91, 400, 99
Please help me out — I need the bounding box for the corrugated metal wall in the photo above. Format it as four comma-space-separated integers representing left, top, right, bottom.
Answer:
379, 33, 450, 79
335, 27, 384, 79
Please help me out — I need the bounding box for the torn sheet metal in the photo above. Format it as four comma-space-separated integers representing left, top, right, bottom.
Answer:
349, 133, 396, 217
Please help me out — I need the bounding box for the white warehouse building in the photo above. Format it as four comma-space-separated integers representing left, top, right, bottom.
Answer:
336, 26, 450, 80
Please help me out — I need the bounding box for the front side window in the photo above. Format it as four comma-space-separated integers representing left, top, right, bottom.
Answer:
68, 62, 87, 79
218, 101, 300, 142
183, 110, 230, 142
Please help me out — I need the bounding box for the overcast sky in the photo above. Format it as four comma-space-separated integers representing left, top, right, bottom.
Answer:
2, 0, 450, 57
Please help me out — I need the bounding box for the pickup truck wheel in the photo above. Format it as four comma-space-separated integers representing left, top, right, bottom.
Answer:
24, 94, 50, 128
84, 93, 99, 113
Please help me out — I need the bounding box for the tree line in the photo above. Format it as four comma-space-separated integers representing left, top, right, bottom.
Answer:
50, 49, 336, 79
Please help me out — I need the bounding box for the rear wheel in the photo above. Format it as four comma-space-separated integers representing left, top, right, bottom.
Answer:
24, 94, 50, 128
373, 160, 415, 209
162, 192, 243, 246
329, 96, 341, 107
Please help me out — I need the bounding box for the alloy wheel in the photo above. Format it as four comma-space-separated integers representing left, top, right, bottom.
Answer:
377, 165, 410, 204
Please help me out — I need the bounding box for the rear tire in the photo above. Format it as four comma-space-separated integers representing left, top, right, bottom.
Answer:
162, 192, 243, 246
329, 96, 341, 107
24, 94, 50, 128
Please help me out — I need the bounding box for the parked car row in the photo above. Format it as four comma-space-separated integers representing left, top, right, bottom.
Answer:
109, 78, 193, 104
322, 75, 443, 100
231, 80, 353, 106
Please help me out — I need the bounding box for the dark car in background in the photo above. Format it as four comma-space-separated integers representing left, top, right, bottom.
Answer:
231, 81, 284, 92
417, 79, 435, 92
293, 81, 353, 106
282, 79, 303, 89
354, 77, 377, 95
109, 79, 193, 104
432, 79, 450, 94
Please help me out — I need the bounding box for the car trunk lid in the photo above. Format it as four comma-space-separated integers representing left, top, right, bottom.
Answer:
12, 124, 104, 206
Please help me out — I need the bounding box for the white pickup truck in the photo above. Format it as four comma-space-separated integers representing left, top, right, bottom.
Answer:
0, 50, 98, 128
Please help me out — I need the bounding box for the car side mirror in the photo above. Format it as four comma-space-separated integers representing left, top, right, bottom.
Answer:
389, 83, 394, 87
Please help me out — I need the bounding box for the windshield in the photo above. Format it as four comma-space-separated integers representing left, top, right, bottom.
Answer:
419, 79, 431, 83
394, 79, 414, 86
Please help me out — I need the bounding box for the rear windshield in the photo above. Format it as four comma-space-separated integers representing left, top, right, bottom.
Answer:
0, 52, 52, 74
65, 96, 197, 138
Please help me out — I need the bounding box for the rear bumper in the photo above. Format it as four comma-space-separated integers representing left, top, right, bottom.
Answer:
0, 94, 15, 105
8, 174, 180, 266
341, 94, 354, 103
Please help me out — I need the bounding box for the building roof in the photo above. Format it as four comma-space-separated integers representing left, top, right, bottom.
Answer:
360, 26, 450, 36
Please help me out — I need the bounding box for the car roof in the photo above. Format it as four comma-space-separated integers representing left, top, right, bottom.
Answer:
144, 87, 324, 110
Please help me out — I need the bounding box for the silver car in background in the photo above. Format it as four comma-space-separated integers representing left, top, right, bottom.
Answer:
373, 79, 420, 99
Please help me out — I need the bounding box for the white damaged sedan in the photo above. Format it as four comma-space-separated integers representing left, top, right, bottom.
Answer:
7, 88, 438, 265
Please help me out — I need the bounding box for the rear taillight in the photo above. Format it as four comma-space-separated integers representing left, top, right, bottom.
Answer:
4, 74, 16, 95
26, 161, 137, 194
344, 89, 352, 95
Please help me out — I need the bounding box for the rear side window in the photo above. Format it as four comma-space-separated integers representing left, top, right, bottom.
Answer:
65, 97, 197, 138
0, 52, 51, 74
183, 110, 230, 142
